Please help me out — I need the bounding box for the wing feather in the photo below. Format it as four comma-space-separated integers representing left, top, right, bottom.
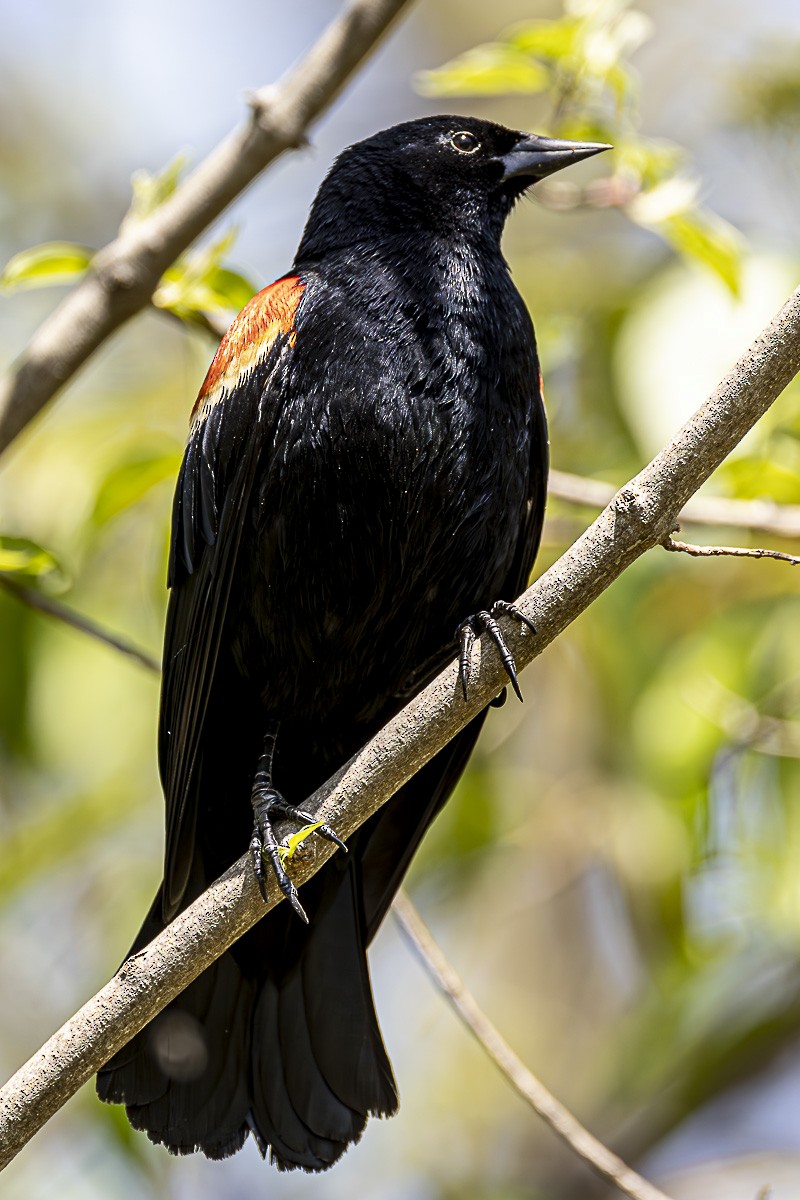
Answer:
159, 276, 305, 918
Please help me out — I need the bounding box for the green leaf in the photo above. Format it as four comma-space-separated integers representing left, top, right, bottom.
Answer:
127, 153, 188, 224
91, 448, 183, 527
207, 266, 257, 313
278, 822, 324, 864
625, 172, 745, 295
416, 43, 550, 97
718, 456, 800, 503
508, 16, 584, 60
614, 135, 684, 190
659, 209, 745, 297
153, 228, 256, 323
554, 114, 617, 145
1, 242, 93, 292
0, 535, 66, 585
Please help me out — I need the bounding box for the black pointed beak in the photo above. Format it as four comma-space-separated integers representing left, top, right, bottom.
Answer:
500, 134, 612, 183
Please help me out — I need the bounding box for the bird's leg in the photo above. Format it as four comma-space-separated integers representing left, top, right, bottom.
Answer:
457, 600, 536, 703
250, 722, 347, 923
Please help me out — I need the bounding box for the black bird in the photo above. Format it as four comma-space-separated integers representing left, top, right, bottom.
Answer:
97, 116, 608, 1169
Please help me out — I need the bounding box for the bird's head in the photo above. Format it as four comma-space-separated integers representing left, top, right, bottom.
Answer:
295, 116, 610, 264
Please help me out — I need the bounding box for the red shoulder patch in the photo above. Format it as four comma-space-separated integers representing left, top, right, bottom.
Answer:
191, 275, 305, 426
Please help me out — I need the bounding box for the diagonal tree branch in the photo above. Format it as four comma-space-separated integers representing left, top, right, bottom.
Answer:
0, 0, 414, 455
392, 890, 672, 1200
0, 287, 798, 1171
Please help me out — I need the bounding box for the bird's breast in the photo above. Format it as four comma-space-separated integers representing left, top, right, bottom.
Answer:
233, 265, 539, 720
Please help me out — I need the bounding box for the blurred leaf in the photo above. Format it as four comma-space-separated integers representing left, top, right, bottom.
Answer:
91, 448, 183, 528
207, 266, 256, 313
153, 228, 255, 324
509, 15, 584, 59
420, 2, 651, 110
0, 535, 66, 586
732, 39, 800, 135
659, 210, 745, 296
626, 175, 700, 223
416, 43, 550, 97
627, 186, 745, 294
0, 241, 93, 292
614, 135, 684, 190
718, 456, 800, 503
126, 153, 188, 224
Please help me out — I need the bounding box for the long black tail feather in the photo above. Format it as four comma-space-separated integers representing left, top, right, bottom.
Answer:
97, 859, 396, 1169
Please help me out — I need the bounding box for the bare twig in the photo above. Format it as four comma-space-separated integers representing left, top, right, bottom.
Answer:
0, 286, 798, 1169
0, 575, 161, 672
0, 0, 414, 455
549, 467, 800, 540
392, 890, 673, 1200
663, 534, 800, 565
535, 174, 641, 212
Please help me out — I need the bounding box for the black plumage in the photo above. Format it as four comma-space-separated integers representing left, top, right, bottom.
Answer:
97, 116, 608, 1169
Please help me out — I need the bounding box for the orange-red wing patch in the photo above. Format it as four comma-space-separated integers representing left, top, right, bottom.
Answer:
191, 275, 305, 426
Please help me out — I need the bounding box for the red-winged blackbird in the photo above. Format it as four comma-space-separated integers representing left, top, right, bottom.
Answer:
97, 117, 608, 1169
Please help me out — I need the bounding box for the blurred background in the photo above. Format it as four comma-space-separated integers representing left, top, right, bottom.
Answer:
1, 0, 800, 1197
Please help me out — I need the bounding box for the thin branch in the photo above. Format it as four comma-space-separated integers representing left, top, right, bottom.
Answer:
0, 286, 798, 1169
549, 467, 800, 540
535, 174, 641, 212
0, 575, 161, 672
0, 0, 414, 455
391, 890, 673, 1200
663, 534, 800, 565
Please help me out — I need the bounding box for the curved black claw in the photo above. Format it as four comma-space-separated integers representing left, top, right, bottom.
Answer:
250, 787, 347, 923
457, 600, 536, 703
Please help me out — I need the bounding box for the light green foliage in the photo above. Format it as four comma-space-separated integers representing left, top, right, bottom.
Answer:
90, 445, 184, 529
1, 156, 256, 328
419, 0, 651, 113
126, 159, 258, 325
153, 228, 257, 326
0, 242, 93, 291
125, 154, 189, 225
629, 189, 745, 298
417, 43, 551, 96
0, 535, 66, 586
419, 0, 744, 293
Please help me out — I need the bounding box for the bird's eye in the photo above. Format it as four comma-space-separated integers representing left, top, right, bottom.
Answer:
450, 131, 480, 154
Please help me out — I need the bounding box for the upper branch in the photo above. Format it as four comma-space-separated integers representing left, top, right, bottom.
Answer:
549, 469, 800, 539
0, 286, 798, 1170
0, 0, 414, 456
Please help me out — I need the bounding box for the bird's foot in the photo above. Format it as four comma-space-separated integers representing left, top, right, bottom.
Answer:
250, 787, 347, 923
457, 600, 536, 703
